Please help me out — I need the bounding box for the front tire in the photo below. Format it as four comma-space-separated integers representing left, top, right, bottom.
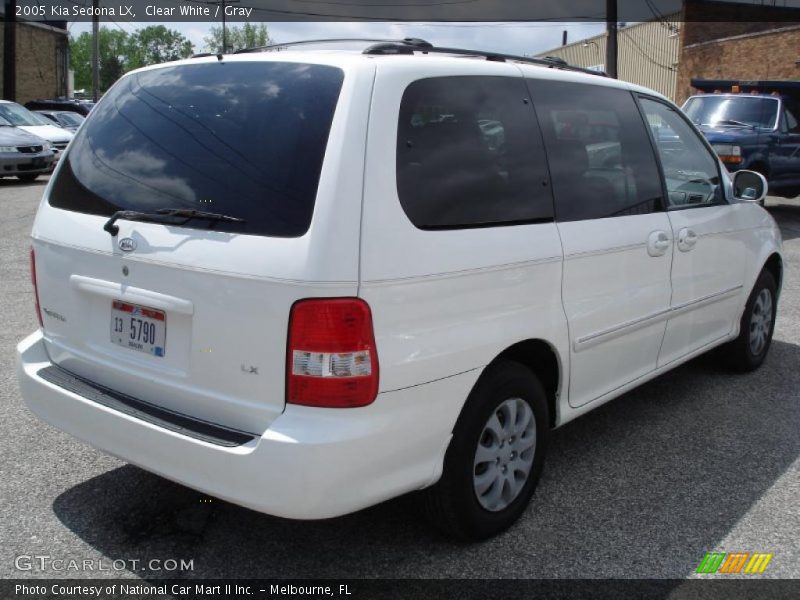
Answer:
723, 270, 777, 372
419, 360, 549, 540
17, 174, 40, 183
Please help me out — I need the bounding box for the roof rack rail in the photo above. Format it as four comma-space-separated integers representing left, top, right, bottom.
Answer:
233, 38, 433, 54
363, 41, 607, 77
230, 37, 606, 77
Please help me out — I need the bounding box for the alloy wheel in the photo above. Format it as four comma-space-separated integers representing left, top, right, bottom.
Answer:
473, 397, 536, 512
749, 288, 773, 356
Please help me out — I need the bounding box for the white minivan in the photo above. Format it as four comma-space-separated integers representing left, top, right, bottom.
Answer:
16, 40, 782, 540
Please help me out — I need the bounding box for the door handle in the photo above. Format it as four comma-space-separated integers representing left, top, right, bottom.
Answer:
677, 228, 698, 252
647, 230, 671, 257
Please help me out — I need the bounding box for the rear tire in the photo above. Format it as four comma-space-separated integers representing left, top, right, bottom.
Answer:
722, 270, 777, 372
418, 360, 549, 540
17, 174, 40, 183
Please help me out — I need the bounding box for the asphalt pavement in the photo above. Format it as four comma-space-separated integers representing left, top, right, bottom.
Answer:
1, 177, 798, 580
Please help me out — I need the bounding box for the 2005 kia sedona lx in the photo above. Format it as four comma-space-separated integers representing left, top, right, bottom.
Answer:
16, 40, 782, 540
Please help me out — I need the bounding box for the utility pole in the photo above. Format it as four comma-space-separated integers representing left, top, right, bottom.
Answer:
222, 0, 228, 53
221, 0, 241, 53
3, 0, 16, 100
92, 0, 100, 101
606, 0, 618, 79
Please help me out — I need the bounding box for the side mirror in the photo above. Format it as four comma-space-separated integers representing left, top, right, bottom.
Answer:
732, 170, 768, 203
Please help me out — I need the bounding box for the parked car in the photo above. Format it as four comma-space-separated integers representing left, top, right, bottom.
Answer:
25, 97, 94, 116
0, 116, 55, 181
682, 80, 800, 201
16, 42, 783, 541
34, 110, 85, 133
0, 101, 72, 161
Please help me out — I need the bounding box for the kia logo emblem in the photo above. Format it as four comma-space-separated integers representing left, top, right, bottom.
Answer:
118, 238, 137, 252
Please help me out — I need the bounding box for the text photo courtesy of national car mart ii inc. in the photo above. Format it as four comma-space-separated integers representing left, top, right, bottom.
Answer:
14, 583, 354, 597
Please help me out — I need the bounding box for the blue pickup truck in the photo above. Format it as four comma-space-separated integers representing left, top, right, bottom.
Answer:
682, 80, 800, 200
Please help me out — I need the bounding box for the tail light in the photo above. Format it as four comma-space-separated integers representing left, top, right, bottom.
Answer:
30, 247, 43, 327
287, 298, 379, 408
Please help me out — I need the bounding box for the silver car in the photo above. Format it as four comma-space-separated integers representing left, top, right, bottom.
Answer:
0, 117, 55, 182
34, 110, 85, 133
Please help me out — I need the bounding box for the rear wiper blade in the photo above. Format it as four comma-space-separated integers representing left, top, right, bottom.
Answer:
154, 208, 245, 222
103, 208, 244, 236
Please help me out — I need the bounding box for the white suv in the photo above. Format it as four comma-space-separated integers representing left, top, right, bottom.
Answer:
16, 40, 782, 540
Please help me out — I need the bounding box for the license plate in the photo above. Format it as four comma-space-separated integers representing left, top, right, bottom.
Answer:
110, 301, 166, 357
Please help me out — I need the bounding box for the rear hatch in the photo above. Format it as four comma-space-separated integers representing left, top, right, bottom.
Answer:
31, 57, 366, 434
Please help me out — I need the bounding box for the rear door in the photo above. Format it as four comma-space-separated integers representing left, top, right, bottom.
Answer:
527, 78, 673, 408
32, 57, 373, 433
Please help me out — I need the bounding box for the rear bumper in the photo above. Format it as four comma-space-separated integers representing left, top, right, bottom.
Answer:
17, 331, 476, 519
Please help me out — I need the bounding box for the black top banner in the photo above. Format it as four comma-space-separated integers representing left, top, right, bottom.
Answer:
4, 0, 800, 23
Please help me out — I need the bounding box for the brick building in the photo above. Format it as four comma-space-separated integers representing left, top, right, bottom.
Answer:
676, 1, 800, 104
537, 1, 800, 105
1, 16, 69, 104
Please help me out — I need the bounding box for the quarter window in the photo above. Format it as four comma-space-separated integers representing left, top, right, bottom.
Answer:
396, 76, 553, 230
639, 97, 724, 209
528, 80, 664, 222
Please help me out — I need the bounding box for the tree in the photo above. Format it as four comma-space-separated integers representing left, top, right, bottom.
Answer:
127, 26, 194, 70
69, 26, 194, 93
70, 28, 129, 92
100, 56, 124, 92
204, 23, 271, 53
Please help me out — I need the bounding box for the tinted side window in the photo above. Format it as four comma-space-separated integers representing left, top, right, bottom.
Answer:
49, 62, 344, 237
528, 81, 664, 222
783, 107, 800, 133
396, 76, 553, 230
639, 97, 724, 209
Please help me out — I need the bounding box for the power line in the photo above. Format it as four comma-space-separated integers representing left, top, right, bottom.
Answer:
400, 21, 605, 28
644, 0, 670, 24
177, 0, 604, 22
291, 0, 482, 6
620, 30, 674, 71
644, 0, 680, 36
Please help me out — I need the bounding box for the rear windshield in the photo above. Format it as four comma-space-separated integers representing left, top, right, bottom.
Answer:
58, 112, 84, 126
49, 62, 344, 237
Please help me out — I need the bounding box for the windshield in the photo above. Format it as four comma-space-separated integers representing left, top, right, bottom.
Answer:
57, 112, 84, 126
49, 62, 344, 237
0, 102, 52, 126
682, 96, 779, 129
